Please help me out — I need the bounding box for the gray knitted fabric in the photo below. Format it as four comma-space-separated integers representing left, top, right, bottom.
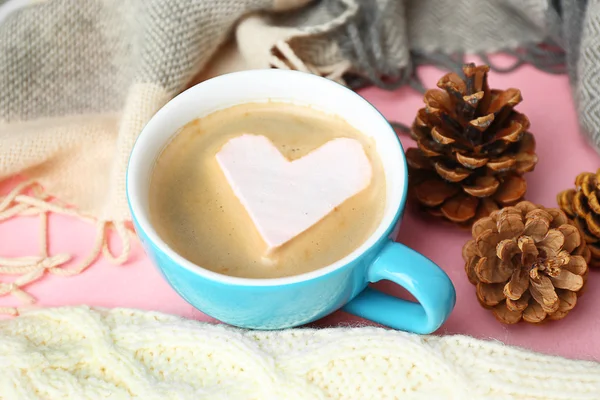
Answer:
304, 0, 598, 149
0, 0, 271, 122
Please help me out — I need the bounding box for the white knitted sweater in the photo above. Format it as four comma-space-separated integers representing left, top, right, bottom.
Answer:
0, 307, 598, 400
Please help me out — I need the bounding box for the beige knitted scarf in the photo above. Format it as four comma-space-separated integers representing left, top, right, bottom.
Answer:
1, 306, 599, 400
0, 0, 350, 313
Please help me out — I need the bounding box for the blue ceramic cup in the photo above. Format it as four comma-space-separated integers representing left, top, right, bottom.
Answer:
127, 69, 455, 334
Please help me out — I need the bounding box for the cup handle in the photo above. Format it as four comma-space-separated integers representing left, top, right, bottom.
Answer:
342, 240, 456, 334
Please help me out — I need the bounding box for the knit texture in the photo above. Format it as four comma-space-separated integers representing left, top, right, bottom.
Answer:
0, 306, 599, 400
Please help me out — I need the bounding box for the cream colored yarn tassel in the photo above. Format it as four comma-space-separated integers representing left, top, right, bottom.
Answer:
270, 40, 352, 85
0, 181, 131, 315
268, 0, 357, 85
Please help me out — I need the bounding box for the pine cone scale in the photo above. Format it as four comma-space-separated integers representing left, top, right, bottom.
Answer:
494, 118, 527, 142
504, 268, 529, 300
475, 228, 498, 257
558, 224, 581, 252
573, 192, 590, 218
493, 303, 522, 324
477, 282, 505, 307
431, 126, 456, 145
416, 139, 444, 157
557, 290, 577, 312
488, 88, 522, 114
550, 269, 583, 291
507, 291, 530, 311
415, 179, 459, 207
440, 195, 478, 223
589, 244, 600, 262
493, 175, 527, 205
497, 238, 519, 261
522, 301, 546, 323
463, 176, 500, 198
585, 212, 600, 237
588, 192, 600, 214
465, 256, 479, 284
565, 255, 587, 274
455, 152, 489, 168
486, 156, 517, 171
434, 162, 470, 182
532, 276, 560, 313
476, 257, 513, 283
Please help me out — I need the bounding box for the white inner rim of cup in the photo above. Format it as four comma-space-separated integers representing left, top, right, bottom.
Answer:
127, 69, 407, 286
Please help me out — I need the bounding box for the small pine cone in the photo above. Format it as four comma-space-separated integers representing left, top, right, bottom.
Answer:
558, 169, 600, 268
463, 201, 590, 324
407, 63, 538, 226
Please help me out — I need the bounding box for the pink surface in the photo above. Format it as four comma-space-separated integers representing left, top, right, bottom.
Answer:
2, 55, 600, 361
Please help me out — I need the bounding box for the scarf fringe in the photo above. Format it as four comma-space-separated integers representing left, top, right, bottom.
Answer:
269, 40, 352, 86
0, 181, 132, 316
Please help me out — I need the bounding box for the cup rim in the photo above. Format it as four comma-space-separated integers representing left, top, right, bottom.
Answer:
126, 69, 408, 287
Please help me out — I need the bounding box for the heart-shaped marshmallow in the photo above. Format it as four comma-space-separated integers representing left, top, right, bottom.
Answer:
216, 134, 373, 253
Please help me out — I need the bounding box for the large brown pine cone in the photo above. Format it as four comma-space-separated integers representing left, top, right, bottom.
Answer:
558, 169, 600, 268
463, 201, 590, 324
407, 64, 538, 226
